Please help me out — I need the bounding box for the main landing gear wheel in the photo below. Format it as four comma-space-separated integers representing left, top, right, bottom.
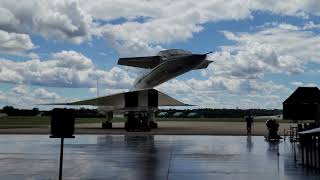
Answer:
125, 112, 151, 132
150, 121, 158, 129
102, 122, 112, 129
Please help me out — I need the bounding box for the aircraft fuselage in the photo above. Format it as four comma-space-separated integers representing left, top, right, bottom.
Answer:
134, 54, 206, 89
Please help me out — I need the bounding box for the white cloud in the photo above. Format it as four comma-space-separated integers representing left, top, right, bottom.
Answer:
0, 85, 72, 108
93, 0, 252, 56
180, 22, 320, 108
10, 85, 60, 100
0, 91, 6, 101
52, 50, 94, 70
89, 87, 129, 97
203, 23, 320, 82
0, 29, 36, 57
223, 23, 320, 63
303, 21, 320, 30
33, 88, 60, 100
158, 23, 320, 108
79, 0, 167, 21
0, 30, 35, 51
291, 81, 303, 87
80, 0, 320, 24
10, 85, 29, 95
157, 77, 290, 109
78, 0, 320, 56
291, 81, 318, 87
250, 0, 320, 17
99, 52, 107, 56
104, 37, 163, 56
0, 0, 320, 56
0, 0, 92, 44
0, 50, 134, 88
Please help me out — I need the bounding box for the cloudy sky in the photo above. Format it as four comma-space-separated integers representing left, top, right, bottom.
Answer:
0, 0, 320, 109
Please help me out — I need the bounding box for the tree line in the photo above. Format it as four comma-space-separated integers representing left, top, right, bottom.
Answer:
156, 108, 282, 118
0, 106, 104, 118
1, 106, 282, 118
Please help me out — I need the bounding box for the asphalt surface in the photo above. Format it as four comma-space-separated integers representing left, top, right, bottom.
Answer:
0, 135, 318, 179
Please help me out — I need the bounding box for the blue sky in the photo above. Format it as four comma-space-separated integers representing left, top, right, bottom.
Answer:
0, 0, 320, 109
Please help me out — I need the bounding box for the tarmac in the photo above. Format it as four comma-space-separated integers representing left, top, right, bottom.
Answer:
0, 121, 296, 136
0, 134, 318, 179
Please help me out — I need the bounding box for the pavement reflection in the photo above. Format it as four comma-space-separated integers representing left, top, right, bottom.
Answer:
0, 135, 318, 180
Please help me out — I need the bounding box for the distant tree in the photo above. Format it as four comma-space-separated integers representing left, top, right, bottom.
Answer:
32, 108, 39, 116
156, 108, 283, 118
2, 106, 15, 115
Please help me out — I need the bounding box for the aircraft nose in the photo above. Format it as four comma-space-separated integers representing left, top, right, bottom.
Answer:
192, 54, 207, 61
181, 54, 207, 66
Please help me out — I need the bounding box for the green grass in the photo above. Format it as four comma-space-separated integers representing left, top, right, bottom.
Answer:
0, 116, 103, 126
0, 116, 51, 126
0, 116, 128, 127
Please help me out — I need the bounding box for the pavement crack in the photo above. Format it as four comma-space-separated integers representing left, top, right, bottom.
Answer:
166, 136, 175, 180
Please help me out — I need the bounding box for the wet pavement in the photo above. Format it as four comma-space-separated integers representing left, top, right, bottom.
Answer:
0, 135, 319, 180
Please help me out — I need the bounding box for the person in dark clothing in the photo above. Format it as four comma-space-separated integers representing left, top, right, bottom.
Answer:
245, 115, 254, 134
266, 119, 281, 140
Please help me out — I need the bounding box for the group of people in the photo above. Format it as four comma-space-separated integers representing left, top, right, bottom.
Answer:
244, 115, 281, 139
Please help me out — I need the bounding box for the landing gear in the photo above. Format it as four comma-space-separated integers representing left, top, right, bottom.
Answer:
100, 111, 158, 131
102, 111, 113, 129
125, 112, 152, 132
150, 121, 158, 129
149, 112, 157, 129
102, 121, 112, 129
125, 113, 138, 132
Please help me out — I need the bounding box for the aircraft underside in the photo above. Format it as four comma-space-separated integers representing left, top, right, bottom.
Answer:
99, 89, 183, 131
54, 88, 187, 132
101, 112, 155, 131
102, 111, 158, 132
49, 49, 212, 132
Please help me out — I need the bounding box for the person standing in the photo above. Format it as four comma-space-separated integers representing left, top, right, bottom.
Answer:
245, 115, 254, 134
